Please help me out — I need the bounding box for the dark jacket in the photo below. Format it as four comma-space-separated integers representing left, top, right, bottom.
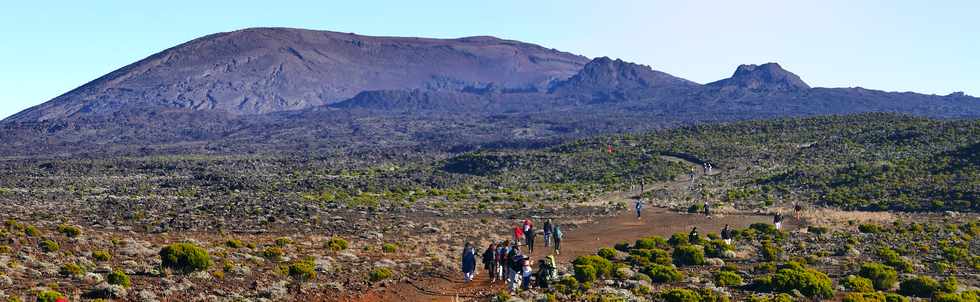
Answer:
482, 247, 495, 267
462, 247, 477, 273
543, 221, 553, 234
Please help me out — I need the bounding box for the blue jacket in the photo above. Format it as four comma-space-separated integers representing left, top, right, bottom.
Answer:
462, 247, 477, 273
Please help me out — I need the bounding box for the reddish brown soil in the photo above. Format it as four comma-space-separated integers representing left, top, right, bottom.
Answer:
351, 208, 795, 302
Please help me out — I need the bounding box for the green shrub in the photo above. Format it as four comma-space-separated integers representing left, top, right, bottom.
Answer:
688, 203, 705, 213
842, 292, 908, 302
24, 225, 41, 237
643, 264, 683, 283
771, 264, 834, 299
808, 226, 829, 235
842, 275, 875, 293
760, 240, 780, 261
877, 247, 913, 273
943, 247, 968, 262
288, 261, 317, 281
747, 293, 794, 302
859, 262, 898, 291
382, 243, 398, 253
749, 223, 782, 239
668, 233, 689, 246
107, 270, 131, 288
898, 275, 940, 298
574, 264, 597, 283
703, 239, 732, 258
59, 263, 85, 277
57, 224, 81, 238
92, 250, 112, 262
35, 290, 64, 302
597, 247, 617, 260
369, 267, 393, 282
39, 239, 60, 252
662, 288, 700, 302
940, 277, 958, 294
326, 236, 349, 251
0, 245, 11, 254
573, 255, 614, 279
934, 291, 979, 302
225, 239, 245, 248
673, 245, 705, 266
160, 242, 212, 273
629, 248, 671, 265
274, 237, 292, 247
859, 224, 884, 234
635, 236, 669, 249
715, 270, 744, 287
262, 246, 285, 261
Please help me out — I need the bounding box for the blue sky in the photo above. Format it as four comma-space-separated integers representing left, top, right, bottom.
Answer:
1, 0, 977, 120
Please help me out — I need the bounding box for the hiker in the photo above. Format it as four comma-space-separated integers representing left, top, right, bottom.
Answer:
552, 224, 563, 255
525, 224, 536, 253
690, 167, 697, 182
794, 203, 803, 220
721, 224, 732, 245
523, 218, 533, 234
483, 243, 497, 283
689, 227, 700, 243
703, 201, 711, 218
496, 241, 509, 281
774, 212, 783, 230
543, 219, 553, 247
514, 225, 525, 244
508, 245, 524, 292
635, 199, 643, 219
521, 257, 533, 290
707, 163, 713, 174
462, 242, 477, 282
535, 259, 551, 288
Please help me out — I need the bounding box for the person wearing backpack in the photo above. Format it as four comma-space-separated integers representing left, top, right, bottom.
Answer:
525, 224, 536, 253
774, 212, 783, 230
543, 219, 553, 247
508, 246, 524, 292
461, 242, 477, 282
635, 199, 644, 219
496, 241, 508, 281
513, 225, 524, 245
552, 225, 563, 255
483, 243, 497, 283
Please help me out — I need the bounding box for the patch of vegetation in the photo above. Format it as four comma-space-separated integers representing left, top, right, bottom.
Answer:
643, 264, 683, 283
56, 224, 81, 238
160, 242, 212, 273
261, 246, 285, 261
326, 236, 349, 251
769, 262, 834, 299
715, 270, 744, 287
35, 290, 65, 302
842, 275, 875, 293
225, 239, 245, 248
287, 260, 317, 281
59, 263, 85, 277
92, 250, 112, 262
107, 270, 131, 288
39, 239, 60, 252
382, 243, 398, 253
369, 267, 393, 282
859, 262, 898, 291
672, 245, 705, 266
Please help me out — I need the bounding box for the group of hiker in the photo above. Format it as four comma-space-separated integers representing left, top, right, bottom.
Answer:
460, 218, 564, 292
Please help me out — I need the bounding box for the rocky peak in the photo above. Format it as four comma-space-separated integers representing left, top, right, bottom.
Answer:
708, 62, 810, 91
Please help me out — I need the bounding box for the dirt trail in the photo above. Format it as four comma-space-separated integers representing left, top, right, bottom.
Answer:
353, 208, 792, 302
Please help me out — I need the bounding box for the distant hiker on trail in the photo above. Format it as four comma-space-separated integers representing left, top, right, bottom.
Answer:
483, 243, 498, 283
703, 201, 711, 218
690, 167, 697, 182
552, 224, 563, 255
708, 163, 713, 174
721, 224, 732, 245
703, 163, 709, 174
543, 219, 553, 247
462, 242, 477, 282
525, 224, 536, 253
794, 203, 803, 220
514, 225, 525, 244
774, 212, 784, 230
689, 227, 700, 243
635, 199, 644, 219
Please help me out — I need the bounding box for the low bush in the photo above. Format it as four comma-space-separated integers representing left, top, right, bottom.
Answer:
715, 270, 744, 287
274, 237, 292, 247
662, 288, 700, 302
859, 262, 898, 291
877, 247, 913, 273
35, 290, 65, 302
843, 292, 910, 302
369, 267, 393, 282
859, 224, 884, 234
673, 245, 705, 266
898, 275, 940, 298
747, 293, 795, 302
574, 264, 597, 283
39, 239, 60, 252
934, 290, 979, 302
60, 263, 85, 277
597, 247, 617, 260
57, 224, 81, 238
288, 261, 317, 281
326, 236, 349, 251
614, 241, 631, 252
703, 239, 732, 258
760, 240, 780, 261
382, 243, 398, 253
668, 233, 689, 246
262, 246, 285, 261
573, 255, 613, 281
160, 242, 212, 273
24, 225, 41, 237
107, 270, 131, 288
225, 239, 245, 248
643, 264, 683, 283
629, 248, 671, 265
635, 236, 669, 250
92, 250, 112, 262
943, 247, 968, 263
771, 264, 834, 299
842, 275, 875, 293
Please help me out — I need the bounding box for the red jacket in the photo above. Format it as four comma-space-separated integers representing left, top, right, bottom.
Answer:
514, 227, 524, 238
